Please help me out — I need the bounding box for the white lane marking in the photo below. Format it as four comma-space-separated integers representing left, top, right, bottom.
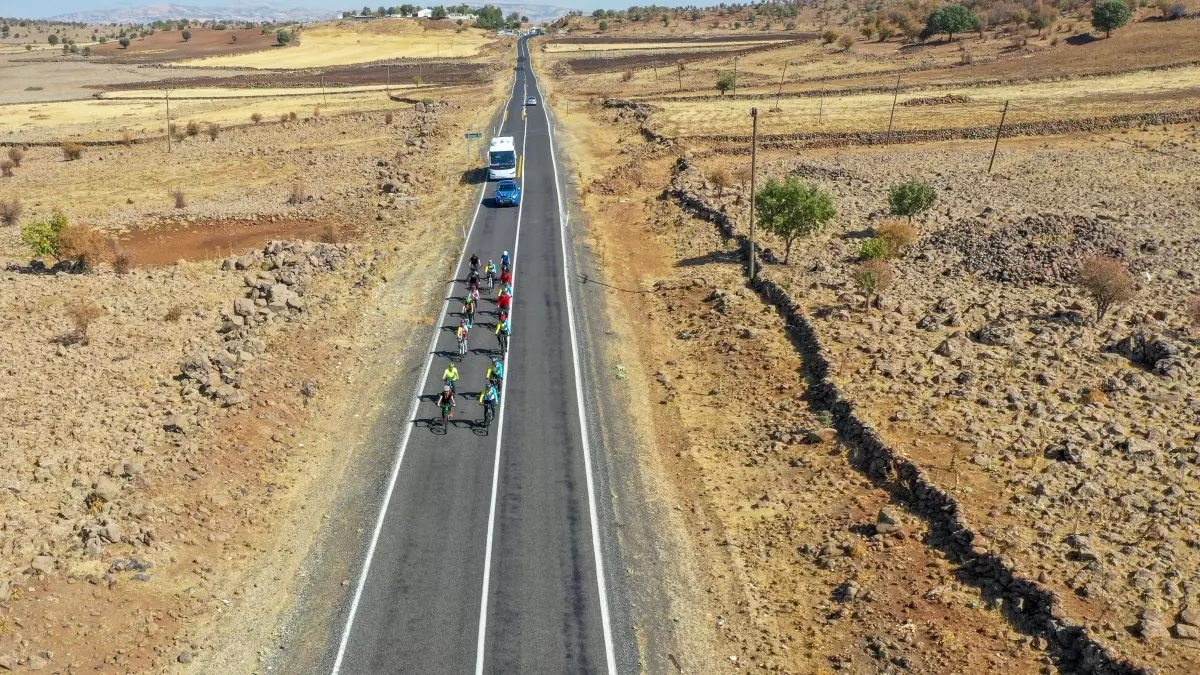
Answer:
527, 40, 620, 675
330, 72, 522, 675
473, 41, 530, 675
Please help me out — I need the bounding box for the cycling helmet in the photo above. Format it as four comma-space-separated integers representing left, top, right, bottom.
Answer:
443, 385, 451, 392
503, 250, 509, 256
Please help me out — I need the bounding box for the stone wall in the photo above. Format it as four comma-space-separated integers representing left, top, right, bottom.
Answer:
662, 156, 1154, 675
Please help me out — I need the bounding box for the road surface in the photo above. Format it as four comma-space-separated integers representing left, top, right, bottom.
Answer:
330, 36, 621, 675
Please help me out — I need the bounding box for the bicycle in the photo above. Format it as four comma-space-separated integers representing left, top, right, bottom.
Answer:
482, 400, 496, 428
440, 402, 453, 427
457, 335, 468, 357
496, 330, 509, 353
444, 377, 457, 394
487, 270, 497, 293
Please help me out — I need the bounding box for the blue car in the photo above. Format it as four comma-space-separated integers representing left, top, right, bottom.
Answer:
494, 179, 521, 207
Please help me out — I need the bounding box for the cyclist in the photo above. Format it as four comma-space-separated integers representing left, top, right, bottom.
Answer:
462, 295, 476, 324
484, 260, 498, 289
442, 361, 459, 393
486, 357, 505, 388
466, 266, 481, 288
499, 267, 513, 288
496, 286, 512, 313
436, 385, 456, 422
501, 250, 511, 272
455, 322, 469, 355
478, 381, 500, 406
479, 382, 499, 425
469, 253, 480, 273
495, 313, 511, 350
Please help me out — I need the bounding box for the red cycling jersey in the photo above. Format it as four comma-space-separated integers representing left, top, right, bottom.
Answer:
497, 295, 512, 311
499, 271, 513, 285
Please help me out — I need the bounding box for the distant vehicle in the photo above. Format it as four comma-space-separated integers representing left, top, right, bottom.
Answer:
488, 136, 516, 180
495, 180, 521, 206
525, 96, 538, 106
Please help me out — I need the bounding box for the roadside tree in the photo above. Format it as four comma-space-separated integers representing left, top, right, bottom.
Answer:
1091, 0, 1131, 37
925, 4, 979, 41
716, 72, 735, 95
888, 181, 937, 221
754, 178, 836, 264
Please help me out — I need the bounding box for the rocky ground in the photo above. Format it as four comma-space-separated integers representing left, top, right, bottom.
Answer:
0, 82, 500, 672
671, 126, 1200, 672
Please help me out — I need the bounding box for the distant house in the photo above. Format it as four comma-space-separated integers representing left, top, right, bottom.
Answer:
447, 12, 477, 21
415, 8, 432, 18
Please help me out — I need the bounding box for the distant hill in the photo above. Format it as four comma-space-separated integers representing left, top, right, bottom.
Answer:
47, 2, 575, 25
49, 3, 334, 23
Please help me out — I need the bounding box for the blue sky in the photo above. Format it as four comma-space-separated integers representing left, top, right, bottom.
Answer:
0, 0, 693, 20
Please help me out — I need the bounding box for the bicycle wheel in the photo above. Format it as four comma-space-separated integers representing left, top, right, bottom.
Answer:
441, 406, 449, 427
484, 403, 494, 427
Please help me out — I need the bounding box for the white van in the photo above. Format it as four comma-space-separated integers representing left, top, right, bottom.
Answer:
488, 136, 517, 180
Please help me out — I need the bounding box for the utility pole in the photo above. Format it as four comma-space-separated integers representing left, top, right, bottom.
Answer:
320, 76, 327, 106
163, 89, 172, 153
748, 107, 759, 281
652, 61, 658, 82
732, 55, 740, 95
818, 84, 824, 125
387, 65, 390, 92
885, 72, 900, 145
988, 100, 1009, 173
774, 60, 788, 111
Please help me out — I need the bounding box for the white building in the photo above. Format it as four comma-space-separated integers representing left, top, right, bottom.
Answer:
447, 12, 477, 20
415, 8, 432, 17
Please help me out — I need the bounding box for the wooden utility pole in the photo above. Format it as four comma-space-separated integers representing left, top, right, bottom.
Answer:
732, 55, 740, 95
320, 76, 327, 106
774, 61, 788, 111
885, 72, 900, 145
818, 85, 824, 125
163, 89, 172, 153
652, 61, 658, 82
748, 107, 759, 280
988, 100, 1009, 173
386, 65, 390, 92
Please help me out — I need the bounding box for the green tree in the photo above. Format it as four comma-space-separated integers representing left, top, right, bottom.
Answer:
1091, 0, 1131, 37
521, 15, 529, 23
754, 178, 837, 264
48, 34, 58, 45
599, 20, 608, 30
119, 36, 130, 48
22, 212, 69, 260
821, 28, 839, 43
433, 5, 448, 19
231, 34, 238, 43
412, 73, 424, 86
716, 72, 736, 95
925, 4, 979, 41
1029, 6, 1057, 35
888, 181, 937, 221
276, 29, 292, 45
181, 30, 191, 41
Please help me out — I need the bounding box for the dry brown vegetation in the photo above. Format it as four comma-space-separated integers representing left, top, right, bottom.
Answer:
0, 159, 13, 177
251, 112, 263, 123
163, 304, 184, 322
172, 187, 187, 208
61, 141, 84, 161
1075, 254, 1137, 322
7, 147, 24, 167
112, 247, 135, 274
206, 121, 222, 140
58, 223, 110, 270
67, 300, 104, 345
287, 180, 308, 205
0, 198, 22, 227
875, 219, 918, 257
185, 119, 201, 137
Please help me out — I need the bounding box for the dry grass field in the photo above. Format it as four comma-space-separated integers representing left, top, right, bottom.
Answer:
535, 6, 1200, 674
0, 20, 511, 672
178, 21, 498, 68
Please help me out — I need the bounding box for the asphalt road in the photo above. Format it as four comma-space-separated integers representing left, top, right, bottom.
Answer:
331, 37, 618, 674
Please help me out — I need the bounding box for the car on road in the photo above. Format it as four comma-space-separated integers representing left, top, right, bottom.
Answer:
494, 180, 521, 207
525, 96, 538, 106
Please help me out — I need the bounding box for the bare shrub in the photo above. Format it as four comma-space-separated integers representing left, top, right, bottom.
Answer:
205, 122, 221, 140
251, 112, 263, 123
384, 111, 394, 125
621, 69, 634, 82
171, 188, 186, 209
0, 160, 13, 177
960, 49, 973, 64
0, 198, 22, 226
875, 219, 918, 257
853, 259, 894, 309
1010, 27, 1029, 48
7, 147, 24, 167
1187, 297, 1200, 327
287, 181, 308, 205
185, 120, 200, 137
280, 112, 290, 123
320, 223, 342, 244
61, 141, 85, 161
312, 105, 321, 118
1075, 254, 1135, 323
121, 128, 133, 147
164, 304, 184, 322
733, 164, 752, 187
288, 111, 298, 122
58, 223, 110, 271
708, 167, 732, 197
112, 248, 135, 275
67, 301, 104, 346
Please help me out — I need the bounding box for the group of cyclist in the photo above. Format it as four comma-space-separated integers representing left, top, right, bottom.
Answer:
436, 250, 514, 427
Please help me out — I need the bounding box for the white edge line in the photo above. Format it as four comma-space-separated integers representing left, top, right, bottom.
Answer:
473, 42, 530, 675
330, 68, 520, 675
528, 39, 620, 675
